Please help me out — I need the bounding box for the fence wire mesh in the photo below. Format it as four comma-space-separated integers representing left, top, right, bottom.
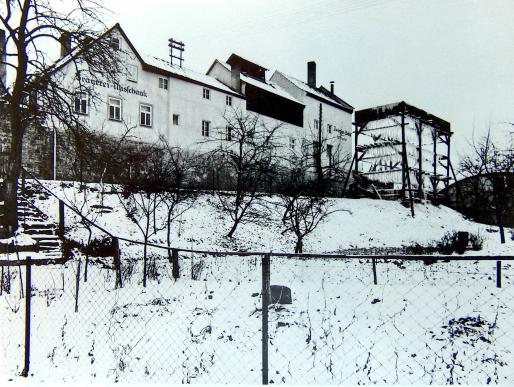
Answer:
269, 257, 514, 384
1, 249, 514, 384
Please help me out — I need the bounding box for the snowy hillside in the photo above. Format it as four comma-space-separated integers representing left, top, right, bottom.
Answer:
30, 180, 513, 255
1, 180, 513, 385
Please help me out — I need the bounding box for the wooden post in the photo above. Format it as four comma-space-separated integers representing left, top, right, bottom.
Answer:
21, 256, 31, 377
172, 248, 180, 279
401, 113, 406, 198
496, 261, 502, 288
433, 130, 438, 198
113, 237, 122, 289
74, 258, 81, 313
58, 200, 65, 236
417, 122, 423, 199
261, 253, 270, 385
372, 258, 378, 285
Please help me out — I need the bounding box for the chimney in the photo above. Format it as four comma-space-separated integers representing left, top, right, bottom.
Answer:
58, 31, 71, 57
231, 63, 241, 92
330, 81, 334, 94
0, 30, 6, 90
307, 61, 316, 88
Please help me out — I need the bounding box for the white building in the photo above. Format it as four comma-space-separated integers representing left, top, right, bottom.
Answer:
56, 24, 353, 167
207, 55, 354, 163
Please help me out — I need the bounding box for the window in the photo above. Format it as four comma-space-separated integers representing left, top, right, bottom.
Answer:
108, 97, 122, 121
140, 104, 152, 127
159, 77, 168, 89
139, 104, 152, 126
226, 95, 232, 106
202, 120, 210, 137
74, 93, 88, 115
127, 64, 138, 82
173, 114, 179, 125
203, 88, 210, 100
289, 137, 296, 150
327, 124, 333, 134
327, 144, 333, 165
226, 126, 233, 141
314, 119, 320, 130
110, 36, 121, 51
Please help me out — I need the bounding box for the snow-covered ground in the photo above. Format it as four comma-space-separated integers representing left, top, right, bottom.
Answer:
1, 180, 513, 384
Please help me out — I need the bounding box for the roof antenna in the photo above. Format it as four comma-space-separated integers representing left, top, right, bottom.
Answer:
168, 37, 185, 67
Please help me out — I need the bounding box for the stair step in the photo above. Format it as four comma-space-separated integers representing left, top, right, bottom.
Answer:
30, 234, 60, 240
25, 230, 56, 237
38, 242, 61, 248
22, 222, 54, 229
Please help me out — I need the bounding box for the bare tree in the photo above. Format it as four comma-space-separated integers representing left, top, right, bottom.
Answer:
460, 129, 513, 243
116, 142, 167, 287
205, 108, 283, 238
0, 0, 123, 236
61, 123, 135, 280
153, 138, 197, 266
278, 145, 344, 253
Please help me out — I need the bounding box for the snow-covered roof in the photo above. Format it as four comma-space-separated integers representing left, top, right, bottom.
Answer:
275, 71, 353, 112
142, 55, 241, 96
240, 73, 303, 105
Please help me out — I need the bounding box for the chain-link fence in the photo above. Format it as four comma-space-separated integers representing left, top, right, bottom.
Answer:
1, 248, 514, 384
268, 256, 514, 384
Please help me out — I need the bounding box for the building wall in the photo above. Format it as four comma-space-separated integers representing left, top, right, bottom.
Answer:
58, 30, 245, 153
269, 71, 353, 163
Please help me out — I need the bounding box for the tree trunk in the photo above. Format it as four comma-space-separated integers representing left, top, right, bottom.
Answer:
167, 210, 172, 262
294, 238, 303, 254
3, 117, 24, 237
142, 240, 148, 287
227, 219, 239, 238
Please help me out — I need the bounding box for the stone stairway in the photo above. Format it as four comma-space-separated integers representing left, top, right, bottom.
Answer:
17, 193, 63, 260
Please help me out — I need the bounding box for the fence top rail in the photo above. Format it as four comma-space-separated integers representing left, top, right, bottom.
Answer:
20, 168, 514, 263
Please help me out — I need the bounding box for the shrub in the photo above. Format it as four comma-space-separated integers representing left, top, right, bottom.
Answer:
437, 231, 457, 255
146, 254, 160, 281
84, 237, 116, 257
469, 232, 484, 251
121, 259, 136, 283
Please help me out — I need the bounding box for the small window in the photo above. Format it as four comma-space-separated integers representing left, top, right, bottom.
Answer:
127, 64, 138, 82
74, 93, 88, 115
226, 126, 233, 141
289, 137, 296, 150
173, 114, 179, 125
327, 124, 333, 134
110, 36, 121, 51
108, 97, 122, 121
140, 104, 152, 127
226, 95, 232, 106
159, 77, 168, 90
314, 119, 320, 130
203, 88, 210, 100
202, 120, 210, 137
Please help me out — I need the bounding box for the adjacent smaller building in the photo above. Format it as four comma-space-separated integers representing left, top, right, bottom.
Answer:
354, 102, 452, 199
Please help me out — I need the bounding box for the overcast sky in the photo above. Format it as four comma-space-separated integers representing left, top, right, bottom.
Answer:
101, 0, 514, 161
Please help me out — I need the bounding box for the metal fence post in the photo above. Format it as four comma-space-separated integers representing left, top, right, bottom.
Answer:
58, 200, 65, 236
172, 248, 180, 279
497, 261, 502, 288
372, 258, 378, 285
261, 253, 270, 385
113, 237, 122, 289
21, 256, 31, 377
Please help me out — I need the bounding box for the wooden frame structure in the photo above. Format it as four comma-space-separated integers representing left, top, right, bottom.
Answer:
353, 102, 453, 203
